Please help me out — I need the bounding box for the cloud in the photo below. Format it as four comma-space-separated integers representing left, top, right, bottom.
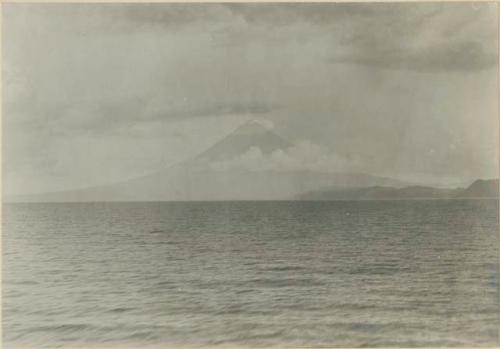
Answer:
6, 91, 278, 136
3, 2, 498, 194
329, 3, 497, 72
6, 3, 496, 75
117, 3, 232, 31
120, 3, 497, 73
208, 140, 363, 173
144, 100, 277, 121
332, 40, 497, 73
222, 3, 378, 26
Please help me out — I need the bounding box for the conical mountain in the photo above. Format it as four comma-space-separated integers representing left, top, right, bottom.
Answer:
195, 120, 290, 161
7, 120, 409, 202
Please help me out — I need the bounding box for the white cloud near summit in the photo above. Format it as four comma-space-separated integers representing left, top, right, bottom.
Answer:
209, 140, 363, 173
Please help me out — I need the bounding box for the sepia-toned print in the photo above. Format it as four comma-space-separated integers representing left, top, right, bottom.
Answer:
3, 2, 499, 348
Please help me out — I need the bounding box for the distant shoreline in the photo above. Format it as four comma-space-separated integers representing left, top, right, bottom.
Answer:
4, 197, 499, 205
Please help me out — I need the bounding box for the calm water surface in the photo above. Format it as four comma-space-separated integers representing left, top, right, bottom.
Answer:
3, 200, 499, 348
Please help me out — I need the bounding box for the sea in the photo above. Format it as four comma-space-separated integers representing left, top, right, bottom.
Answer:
3, 200, 499, 348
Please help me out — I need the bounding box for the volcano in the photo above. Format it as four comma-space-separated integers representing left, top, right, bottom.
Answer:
196, 120, 290, 161
8, 120, 409, 202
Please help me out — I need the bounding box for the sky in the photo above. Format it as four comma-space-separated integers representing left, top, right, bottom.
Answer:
3, 2, 499, 195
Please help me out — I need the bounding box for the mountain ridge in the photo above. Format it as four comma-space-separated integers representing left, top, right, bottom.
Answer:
6, 121, 493, 203
296, 179, 498, 201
